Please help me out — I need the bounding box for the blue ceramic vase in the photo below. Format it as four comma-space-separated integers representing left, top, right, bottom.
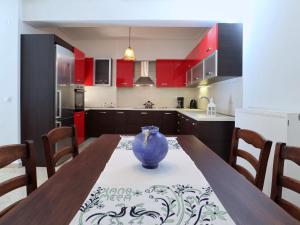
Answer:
132, 126, 168, 169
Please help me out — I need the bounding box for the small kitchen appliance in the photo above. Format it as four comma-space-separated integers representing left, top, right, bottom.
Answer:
74, 85, 85, 112
144, 100, 154, 109
190, 99, 198, 109
177, 97, 184, 108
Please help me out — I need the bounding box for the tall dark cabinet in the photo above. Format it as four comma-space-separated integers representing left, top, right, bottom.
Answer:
21, 34, 74, 166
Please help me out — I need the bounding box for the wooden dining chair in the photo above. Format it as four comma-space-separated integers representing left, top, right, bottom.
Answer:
229, 127, 272, 190
0, 140, 37, 217
42, 126, 79, 178
271, 143, 300, 221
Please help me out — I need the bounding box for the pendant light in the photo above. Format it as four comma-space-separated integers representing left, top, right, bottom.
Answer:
123, 27, 135, 61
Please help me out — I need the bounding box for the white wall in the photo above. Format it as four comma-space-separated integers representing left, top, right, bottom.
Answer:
22, 0, 249, 25
0, 0, 21, 145
72, 38, 199, 107
198, 78, 243, 116
243, 0, 300, 112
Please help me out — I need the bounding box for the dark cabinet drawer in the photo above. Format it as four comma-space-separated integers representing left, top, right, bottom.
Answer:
85, 110, 114, 137
114, 111, 127, 134
161, 111, 177, 135
127, 111, 162, 134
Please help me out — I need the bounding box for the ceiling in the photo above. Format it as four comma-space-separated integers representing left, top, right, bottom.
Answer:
57, 26, 209, 41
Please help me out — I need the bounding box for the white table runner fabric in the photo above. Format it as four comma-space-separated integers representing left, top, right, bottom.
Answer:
70, 137, 236, 225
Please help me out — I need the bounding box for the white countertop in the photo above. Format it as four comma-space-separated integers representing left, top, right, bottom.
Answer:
85, 107, 235, 121
178, 110, 235, 121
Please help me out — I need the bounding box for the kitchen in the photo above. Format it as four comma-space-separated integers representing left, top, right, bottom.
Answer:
1, 1, 299, 224
21, 24, 241, 165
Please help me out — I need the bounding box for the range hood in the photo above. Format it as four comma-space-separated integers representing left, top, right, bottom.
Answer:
134, 61, 155, 86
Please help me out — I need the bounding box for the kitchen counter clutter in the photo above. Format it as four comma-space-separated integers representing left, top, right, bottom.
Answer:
84, 108, 235, 160
84, 107, 234, 121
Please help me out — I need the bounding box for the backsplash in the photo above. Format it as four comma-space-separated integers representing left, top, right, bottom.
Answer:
117, 87, 198, 108
85, 86, 198, 108
197, 77, 243, 116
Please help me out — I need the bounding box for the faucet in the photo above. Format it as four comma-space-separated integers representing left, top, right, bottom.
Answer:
199, 96, 210, 102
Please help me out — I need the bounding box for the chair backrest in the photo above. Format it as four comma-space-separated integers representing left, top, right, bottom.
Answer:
42, 126, 78, 178
0, 140, 37, 217
229, 127, 272, 190
271, 143, 300, 221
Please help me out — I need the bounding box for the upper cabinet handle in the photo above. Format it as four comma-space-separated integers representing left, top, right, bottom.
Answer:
206, 47, 212, 52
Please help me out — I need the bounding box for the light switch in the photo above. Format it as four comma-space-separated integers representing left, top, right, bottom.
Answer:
3, 97, 12, 103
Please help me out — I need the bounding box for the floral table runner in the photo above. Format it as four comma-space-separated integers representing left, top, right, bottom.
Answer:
70, 137, 236, 225
115, 136, 182, 151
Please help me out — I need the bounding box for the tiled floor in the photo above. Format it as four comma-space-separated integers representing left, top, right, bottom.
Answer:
0, 138, 96, 212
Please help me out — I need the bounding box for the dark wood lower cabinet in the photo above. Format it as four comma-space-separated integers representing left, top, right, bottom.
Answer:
177, 113, 234, 161
85, 110, 234, 161
114, 111, 127, 134
127, 111, 162, 134
161, 111, 177, 135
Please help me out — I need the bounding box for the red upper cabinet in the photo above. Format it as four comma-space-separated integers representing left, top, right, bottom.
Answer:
74, 111, 85, 145
184, 24, 219, 77
116, 59, 134, 87
156, 60, 174, 87
202, 24, 218, 59
74, 48, 85, 84
173, 61, 187, 87
156, 59, 186, 87
84, 57, 94, 86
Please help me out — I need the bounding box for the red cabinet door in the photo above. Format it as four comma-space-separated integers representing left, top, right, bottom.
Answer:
116, 59, 134, 87
74, 111, 85, 145
173, 60, 186, 87
156, 60, 186, 87
203, 24, 218, 58
156, 59, 174, 87
74, 48, 85, 84
84, 57, 94, 86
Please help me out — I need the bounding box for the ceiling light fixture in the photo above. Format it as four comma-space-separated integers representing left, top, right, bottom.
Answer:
123, 27, 135, 61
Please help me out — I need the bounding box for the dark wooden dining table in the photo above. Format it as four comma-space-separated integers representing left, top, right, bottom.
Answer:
0, 135, 298, 225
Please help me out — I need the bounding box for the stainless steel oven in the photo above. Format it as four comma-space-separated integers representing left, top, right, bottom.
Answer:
74, 85, 85, 112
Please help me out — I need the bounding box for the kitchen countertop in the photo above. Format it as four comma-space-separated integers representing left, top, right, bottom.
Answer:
85, 107, 235, 121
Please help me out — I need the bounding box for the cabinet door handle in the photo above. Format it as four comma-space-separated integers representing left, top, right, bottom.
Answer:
117, 112, 124, 114
164, 112, 172, 115
99, 112, 107, 114
192, 122, 196, 126
185, 118, 189, 121
122, 82, 128, 85
206, 47, 212, 52
141, 112, 148, 115
177, 121, 180, 125
161, 83, 168, 86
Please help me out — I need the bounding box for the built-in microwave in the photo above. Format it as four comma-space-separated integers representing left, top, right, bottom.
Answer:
74, 85, 84, 112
